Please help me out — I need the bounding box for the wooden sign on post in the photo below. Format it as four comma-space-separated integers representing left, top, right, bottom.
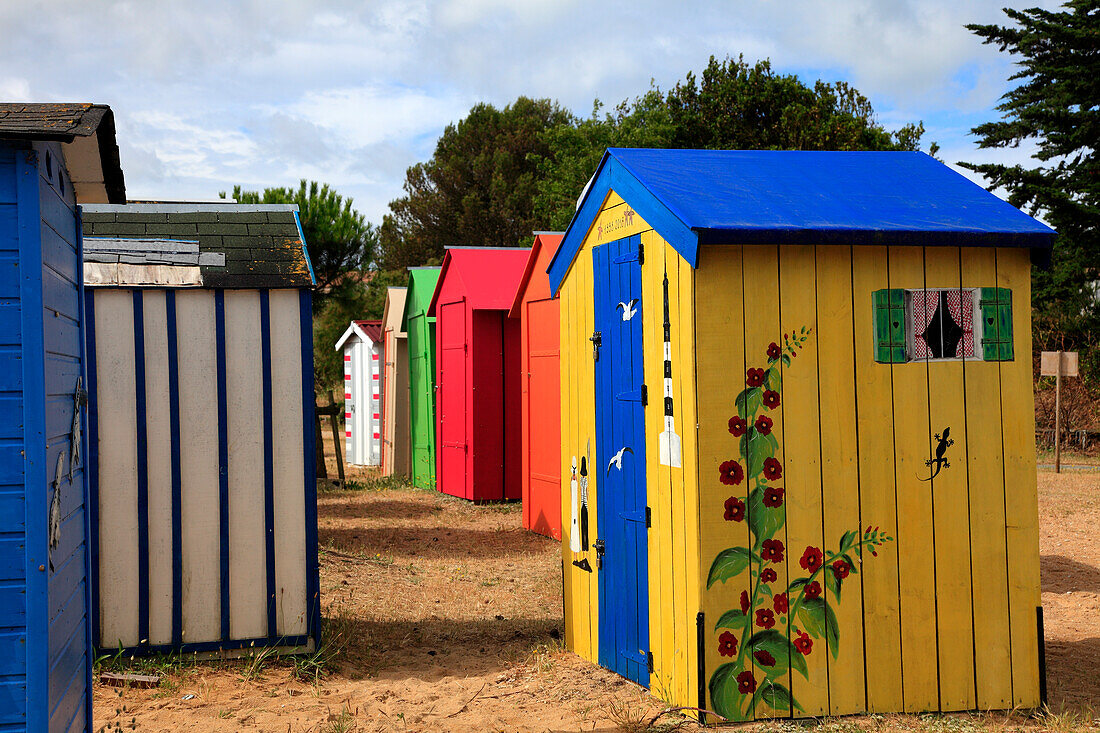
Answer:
1041, 351, 1078, 473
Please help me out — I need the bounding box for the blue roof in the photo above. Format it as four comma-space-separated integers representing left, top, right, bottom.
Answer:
547, 148, 1056, 294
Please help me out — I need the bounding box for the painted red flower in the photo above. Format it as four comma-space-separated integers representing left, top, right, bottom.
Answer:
761, 539, 784, 563
773, 592, 788, 615
763, 486, 784, 508
754, 414, 773, 435
803, 581, 822, 600
832, 559, 851, 580
760, 568, 777, 584
746, 368, 765, 387
737, 670, 757, 694
754, 649, 776, 667
762, 457, 782, 481
718, 631, 738, 657
719, 460, 744, 486
728, 415, 747, 437
767, 342, 782, 360
724, 496, 745, 522
794, 632, 813, 655
739, 590, 750, 615
755, 608, 775, 629
799, 546, 823, 573
763, 390, 781, 409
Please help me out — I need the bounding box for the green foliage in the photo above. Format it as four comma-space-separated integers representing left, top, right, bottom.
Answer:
962, 2, 1100, 381
378, 97, 572, 270
226, 180, 376, 308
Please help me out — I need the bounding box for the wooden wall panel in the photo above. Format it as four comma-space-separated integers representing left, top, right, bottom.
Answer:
852, 245, 904, 712
92, 290, 139, 649
997, 247, 1041, 707
224, 291, 266, 640
815, 245, 867, 716
960, 247, 1013, 708
269, 290, 308, 637
924, 249, 977, 711
175, 290, 221, 644
140, 291, 174, 647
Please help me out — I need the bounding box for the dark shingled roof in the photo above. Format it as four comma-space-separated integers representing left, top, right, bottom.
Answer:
81, 204, 314, 289
0, 103, 126, 203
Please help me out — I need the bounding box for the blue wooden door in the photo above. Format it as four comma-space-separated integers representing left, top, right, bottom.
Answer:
592, 235, 649, 686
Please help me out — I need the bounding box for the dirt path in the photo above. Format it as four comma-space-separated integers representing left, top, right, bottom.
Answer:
92, 457, 1098, 732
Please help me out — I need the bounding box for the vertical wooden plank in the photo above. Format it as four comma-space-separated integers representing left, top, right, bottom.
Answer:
959, 247, 1013, 709
778, 244, 828, 718
141, 291, 174, 647
579, 234, 599, 662
853, 245, 904, 712
924, 248, 977, 711
695, 245, 752, 722
93, 290, 139, 649
997, 247, 1040, 708
816, 245, 867, 716
674, 246, 700, 710
560, 273, 577, 654
642, 234, 671, 700
175, 290, 221, 644
224, 290, 267, 641
888, 246, 939, 713
742, 245, 789, 719
270, 290, 308, 637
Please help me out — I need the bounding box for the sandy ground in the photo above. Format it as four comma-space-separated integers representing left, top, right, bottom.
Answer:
92, 438, 1099, 732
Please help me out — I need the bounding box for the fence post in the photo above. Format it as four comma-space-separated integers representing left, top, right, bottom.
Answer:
328, 390, 345, 485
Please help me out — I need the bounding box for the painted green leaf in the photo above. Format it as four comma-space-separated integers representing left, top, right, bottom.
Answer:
781, 354, 791, 367
755, 679, 796, 714
826, 602, 840, 659
839, 530, 857, 553
743, 427, 776, 480
824, 567, 842, 601
708, 662, 745, 722
765, 366, 782, 392
844, 554, 859, 575
748, 486, 784, 546
707, 547, 752, 588
746, 629, 792, 677
713, 608, 747, 631
735, 387, 762, 419
785, 577, 810, 594
797, 598, 828, 639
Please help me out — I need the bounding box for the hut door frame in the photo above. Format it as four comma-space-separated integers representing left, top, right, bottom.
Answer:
592, 234, 650, 687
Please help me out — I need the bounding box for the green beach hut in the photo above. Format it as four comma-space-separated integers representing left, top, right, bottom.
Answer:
402, 266, 441, 489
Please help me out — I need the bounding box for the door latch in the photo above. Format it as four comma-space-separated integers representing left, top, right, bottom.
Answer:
590, 331, 602, 362
593, 538, 605, 569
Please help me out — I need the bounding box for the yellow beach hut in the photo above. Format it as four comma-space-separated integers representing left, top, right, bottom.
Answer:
547, 149, 1054, 722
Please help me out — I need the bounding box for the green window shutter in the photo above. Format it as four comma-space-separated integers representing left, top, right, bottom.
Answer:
979, 287, 1014, 361
873, 289, 907, 363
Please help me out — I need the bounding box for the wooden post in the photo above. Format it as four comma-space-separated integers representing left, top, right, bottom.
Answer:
1054, 351, 1062, 474
314, 410, 327, 481
328, 390, 345, 485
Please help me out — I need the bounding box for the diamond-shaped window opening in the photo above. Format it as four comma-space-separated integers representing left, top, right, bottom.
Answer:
907, 288, 978, 361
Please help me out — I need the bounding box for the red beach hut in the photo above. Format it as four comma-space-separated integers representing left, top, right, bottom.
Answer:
508, 233, 564, 538
428, 246, 530, 501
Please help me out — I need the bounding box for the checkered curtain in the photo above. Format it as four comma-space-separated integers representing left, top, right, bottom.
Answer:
946, 289, 975, 357
910, 290, 940, 359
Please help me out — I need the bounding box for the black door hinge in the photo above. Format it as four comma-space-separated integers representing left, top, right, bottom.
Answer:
590, 331, 602, 362
646, 650, 654, 674
593, 538, 605, 569
638, 241, 644, 265
640, 384, 648, 406
645, 506, 652, 528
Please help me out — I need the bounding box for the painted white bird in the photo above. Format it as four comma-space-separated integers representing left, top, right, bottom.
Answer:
616, 299, 639, 321
606, 446, 634, 474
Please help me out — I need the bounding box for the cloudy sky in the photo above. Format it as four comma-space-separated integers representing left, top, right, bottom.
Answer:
1, 0, 1056, 225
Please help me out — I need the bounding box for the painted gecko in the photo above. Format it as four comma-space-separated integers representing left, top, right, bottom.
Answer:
921, 427, 953, 481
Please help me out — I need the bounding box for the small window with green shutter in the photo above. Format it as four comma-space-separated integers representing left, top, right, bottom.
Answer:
873, 287, 1013, 363
873, 289, 907, 363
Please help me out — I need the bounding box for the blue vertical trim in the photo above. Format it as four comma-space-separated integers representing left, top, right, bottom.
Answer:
165, 291, 183, 647
132, 290, 150, 648
84, 291, 100, 652
214, 290, 230, 641
16, 148, 49, 732
293, 211, 316, 286
259, 290, 277, 637
76, 205, 94, 731
299, 289, 320, 647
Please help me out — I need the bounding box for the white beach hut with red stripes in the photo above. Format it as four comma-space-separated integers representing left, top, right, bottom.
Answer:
335, 320, 383, 466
